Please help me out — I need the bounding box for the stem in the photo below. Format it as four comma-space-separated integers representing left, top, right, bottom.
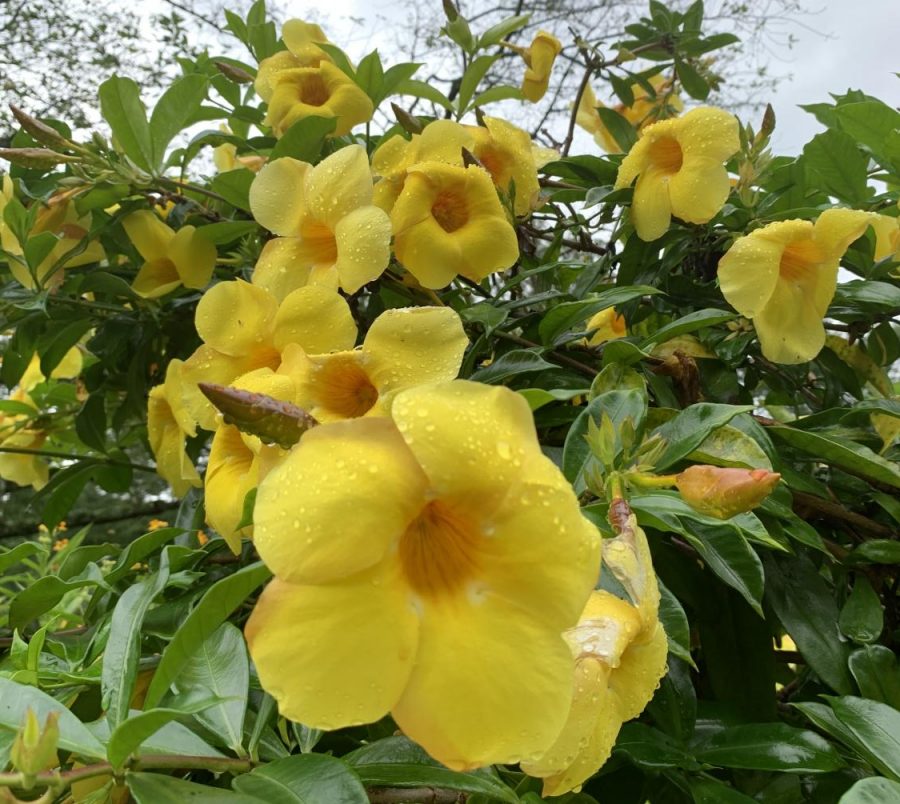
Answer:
493, 330, 597, 377
367, 789, 467, 803
628, 472, 679, 489
0, 446, 156, 474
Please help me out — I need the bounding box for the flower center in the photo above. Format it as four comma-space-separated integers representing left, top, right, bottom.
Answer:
431, 191, 469, 233
296, 73, 330, 107
399, 500, 481, 597
779, 239, 824, 283
475, 146, 509, 186
312, 356, 379, 418
299, 218, 338, 265
647, 136, 683, 174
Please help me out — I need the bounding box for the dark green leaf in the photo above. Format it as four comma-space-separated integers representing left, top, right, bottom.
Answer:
595, 107, 638, 151
269, 117, 336, 163
128, 774, 257, 803
693, 723, 845, 772
471, 349, 555, 383
803, 130, 868, 204
849, 646, 900, 710
839, 576, 883, 643
652, 403, 754, 471
539, 286, 659, 345
233, 754, 369, 803
829, 696, 900, 780
640, 308, 735, 350
8, 565, 106, 630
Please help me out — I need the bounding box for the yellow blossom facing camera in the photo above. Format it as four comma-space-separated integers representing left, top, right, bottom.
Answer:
523, 513, 668, 796
507, 31, 562, 103
280, 306, 468, 422
250, 145, 392, 293
245, 380, 601, 770
255, 19, 332, 102
614, 106, 739, 241
718, 209, 875, 364
391, 162, 519, 288
263, 62, 373, 138
584, 308, 627, 346
577, 75, 683, 153
122, 210, 216, 298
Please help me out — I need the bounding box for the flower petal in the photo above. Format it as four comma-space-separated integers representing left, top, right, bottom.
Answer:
813, 208, 874, 260
245, 570, 418, 730
205, 423, 259, 552
333, 205, 392, 293
753, 275, 829, 364
251, 238, 318, 302
305, 144, 374, 229
630, 167, 673, 241
668, 155, 730, 224
122, 210, 173, 262
674, 106, 739, 161
169, 225, 216, 289
196, 280, 278, 357
132, 259, 181, 298
253, 417, 429, 584
272, 285, 357, 354
249, 157, 311, 236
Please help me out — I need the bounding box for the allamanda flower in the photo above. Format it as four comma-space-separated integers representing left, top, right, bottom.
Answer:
246, 381, 601, 770
250, 145, 392, 293
584, 308, 627, 346
255, 19, 331, 102
614, 106, 739, 241
122, 210, 216, 298
523, 512, 668, 796
147, 359, 201, 497
391, 162, 519, 289
717, 208, 874, 364
505, 31, 562, 103
280, 306, 467, 422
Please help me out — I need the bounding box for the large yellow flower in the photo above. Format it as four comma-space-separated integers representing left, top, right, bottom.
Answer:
263, 61, 373, 138
180, 282, 357, 431
718, 209, 875, 364
147, 359, 202, 497
577, 75, 683, 153
249, 145, 392, 293
255, 19, 332, 102
391, 162, 519, 289
511, 31, 562, 103
872, 213, 899, 262
245, 381, 601, 770
280, 306, 467, 422
614, 106, 739, 241
523, 514, 668, 796
0, 181, 104, 290
122, 210, 216, 298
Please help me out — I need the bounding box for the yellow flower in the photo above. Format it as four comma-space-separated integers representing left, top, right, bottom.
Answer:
249, 145, 391, 293
213, 126, 266, 173
122, 210, 216, 298
181, 282, 357, 431
147, 519, 169, 531
263, 61, 373, 138
255, 20, 332, 102
147, 359, 202, 496
371, 120, 472, 213
584, 308, 627, 346
615, 106, 739, 241
0, 181, 104, 290
871, 214, 899, 262
718, 209, 875, 364
512, 31, 562, 103
281, 306, 468, 422
391, 162, 519, 289
577, 75, 683, 153
523, 514, 668, 796
245, 380, 601, 770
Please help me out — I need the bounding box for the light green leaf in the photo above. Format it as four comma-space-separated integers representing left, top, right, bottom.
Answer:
98, 77, 154, 172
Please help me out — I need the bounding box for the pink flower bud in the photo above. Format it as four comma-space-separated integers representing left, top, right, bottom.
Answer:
675, 465, 780, 519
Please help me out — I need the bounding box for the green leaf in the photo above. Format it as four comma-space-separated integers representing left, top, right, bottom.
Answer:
98, 77, 154, 172
0, 677, 106, 759
849, 646, 900, 710
471, 85, 523, 107
471, 349, 555, 383
171, 623, 249, 752
675, 57, 710, 100
39, 318, 92, 378
144, 562, 271, 709
102, 559, 171, 727
477, 13, 530, 48
689, 778, 759, 803
128, 774, 257, 803
693, 723, 845, 772
233, 754, 369, 803
640, 308, 735, 350
0, 542, 46, 574
829, 696, 900, 780
688, 423, 773, 470
839, 576, 883, 643
658, 579, 693, 666
839, 777, 900, 803
106, 528, 182, 583
346, 737, 517, 803
763, 553, 853, 694
538, 285, 659, 345
269, 117, 336, 163
149, 74, 208, 169
652, 403, 754, 471
615, 723, 700, 769
393, 79, 453, 111
848, 540, 900, 564
595, 107, 638, 151
210, 169, 255, 212
832, 100, 900, 172
769, 426, 900, 489
75, 394, 107, 452
457, 54, 498, 113
8, 565, 106, 630
355, 50, 384, 102
518, 387, 587, 411
199, 221, 259, 245
803, 130, 868, 205
90, 713, 225, 760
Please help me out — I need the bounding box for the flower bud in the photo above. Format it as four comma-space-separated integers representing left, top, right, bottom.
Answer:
0, 147, 78, 169
10, 709, 60, 776
675, 465, 780, 519
9, 105, 73, 150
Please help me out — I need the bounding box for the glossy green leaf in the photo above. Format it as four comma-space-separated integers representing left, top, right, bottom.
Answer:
232, 754, 369, 803
849, 646, 900, 710
693, 723, 845, 772
652, 403, 754, 471
269, 116, 336, 163
471, 349, 555, 383
149, 73, 208, 169
538, 285, 659, 345
839, 777, 900, 803
828, 696, 900, 780
8, 564, 106, 630
839, 576, 883, 643
128, 774, 257, 803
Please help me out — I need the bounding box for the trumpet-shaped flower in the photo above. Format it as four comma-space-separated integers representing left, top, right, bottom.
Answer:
255, 20, 332, 102
508, 31, 562, 103
872, 214, 899, 262
0, 181, 104, 290
577, 75, 682, 153
263, 62, 373, 138
181, 282, 357, 431
523, 513, 668, 796
615, 107, 739, 241
718, 209, 874, 364
245, 381, 601, 770
250, 145, 392, 293
391, 162, 519, 288
147, 359, 202, 497
122, 210, 216, 298
281, 306, 467, 422
584, 308, 627, 346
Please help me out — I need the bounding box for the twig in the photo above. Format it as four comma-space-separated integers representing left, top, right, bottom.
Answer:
494, 330, 597, 377
793, 491, 896, 540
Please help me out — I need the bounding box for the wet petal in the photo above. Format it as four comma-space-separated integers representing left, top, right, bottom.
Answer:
205, 423, 259, 552
813, 208, 874, 260
754, 275, 829, 364
630, 167, 672, 241
305, 144, 374, 228
122, 210, 173, 262
169, 225, 216, 289
272, 285, 357, 354
195, 280, 278, 357
674, 106, 739, 160
249, 157, 311, 236
668, 155, 730, 224
252, 238, 317, 302
333, 205, 392, 293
